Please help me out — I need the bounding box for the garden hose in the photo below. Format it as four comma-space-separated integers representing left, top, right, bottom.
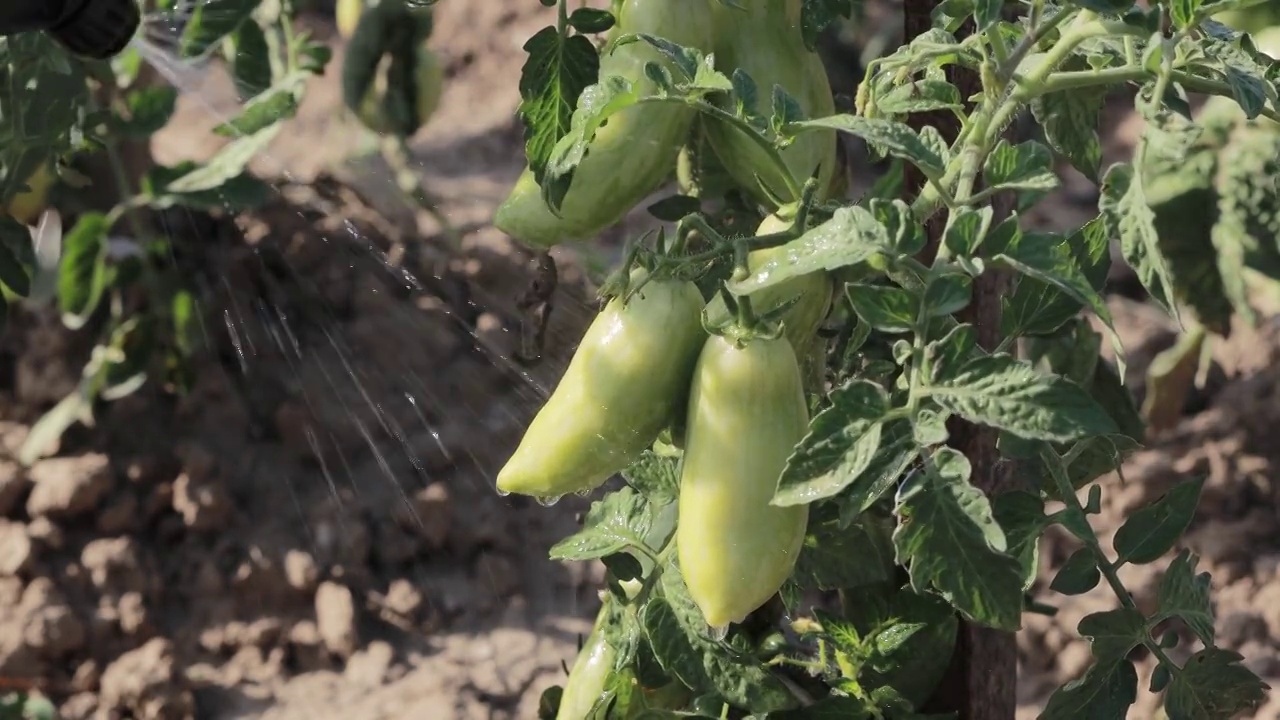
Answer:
0, 0, 140, 60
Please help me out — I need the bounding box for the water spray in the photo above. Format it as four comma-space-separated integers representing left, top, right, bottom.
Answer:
0, 0, 140, 60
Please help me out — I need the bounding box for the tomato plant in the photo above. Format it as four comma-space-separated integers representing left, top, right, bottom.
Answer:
498, 0, 1279, 718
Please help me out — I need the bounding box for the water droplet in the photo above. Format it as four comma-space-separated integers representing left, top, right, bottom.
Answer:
495, 487, 511, 498
708, 623, 729, 642
536, 494, 563, 507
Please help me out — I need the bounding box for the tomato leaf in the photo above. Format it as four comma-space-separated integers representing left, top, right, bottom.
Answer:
876, 78, 964, 115
1164, 648, 1270, 719
991, 491, 1047, 591
142, 162, 271, 212
166, 125, 281, 194
214, 74, 305, 137
799, 0, 855, 52
0, 217, 34, 298
1100, 161, 1180, 319
549, 486, 655, 561
1111, 476, 1204, 565
773, 380, 889, 507
728, 207, 892, 295
925, 353, 1119, 443
793, 505, 894, 590
1032, 83, 1104, 181
893, 448, 1024, 631
1049, 548, 1101, 596
989, 223, 1121, 368
114, 86, 178, 138
943, 206, 994, 257
567, 8, 615, 34
836, 583, 959, 707
1002, 216, 1112, 338
788, 115, 946, 177
982, 139, 1059, 194
622, 451, 680, 506
846, 283, 919, 334
1077, 609, 1148, 664
837, 420, 919, 523
180, 0, 262, 58
518, 26, 601, 185
644, 567, 796, 713
227, 19, 273, 100
1041, 658, 1138, 720
1150, 550, 1215, 646
58, 213, 110, 330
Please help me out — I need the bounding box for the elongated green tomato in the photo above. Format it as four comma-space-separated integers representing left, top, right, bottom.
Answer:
703, 214, 833, 352
497, 271, 706, 498
677, 333, 810, 629
703, 0, 837, 207
493, 0, 718, 249
556, 607, 616, 720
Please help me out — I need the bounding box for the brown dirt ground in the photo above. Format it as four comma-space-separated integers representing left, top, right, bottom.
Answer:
1, 2, 1277, 718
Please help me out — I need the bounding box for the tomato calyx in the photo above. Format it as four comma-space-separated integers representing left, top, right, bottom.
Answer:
704, 281, 794, 347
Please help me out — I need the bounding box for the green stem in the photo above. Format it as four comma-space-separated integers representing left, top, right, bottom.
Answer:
1044, 450, 1184, 678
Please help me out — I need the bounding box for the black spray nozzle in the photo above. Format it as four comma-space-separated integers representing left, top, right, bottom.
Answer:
0, 0, 141, 60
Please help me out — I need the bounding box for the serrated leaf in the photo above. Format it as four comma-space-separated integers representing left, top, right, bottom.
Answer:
550, 486, 653, 561
992, 491, 1047, 590
1050, 547, 1102, 595
838, 583, 959, 707
923, 273, 972, 316
789, 115, 945, 176
214, 76, 303, 137
622, 451, 680, 506
990, 226, 1113, 339
1003, 217, 1111, 337
1078, 609, 1147, 663
838, 420, 919, 522
877, 79, 964, 115
517, 27, 600, 183
944, 206, 993, 257
1153, 549, 1214, 646
1112, 476, 1204, 565
1041, 658, 1138, 720
847, 283, 919, 334
926, 353, 1119, 442
227, 20, 272, 99
166, 125, 282, 193
774, 380, 889, 506
647, 567, 797, 712
1032, 81, 1104, 182
58, 213, 110, 330
1170, 0, 1202, 29
893, 448, 1024, 630
800, 0, 855, 52
115, 86, 178, 137
142, 162, 270, 212
180, 0, 261, 58
1100, 162, 1180, 317
728, 206, 891, 295
795, 506, 894, 589
1165, 648, 1269, 720
982, 140, 1059, 193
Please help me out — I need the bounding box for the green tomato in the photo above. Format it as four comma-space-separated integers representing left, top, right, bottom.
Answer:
556, 607, 616, 720
702, 0, 838, 207
354, 46, 444, 135
494, 0, 719, 249
497, 270, 706, 498
676, 333, 810, 629
703, 214, 832, 353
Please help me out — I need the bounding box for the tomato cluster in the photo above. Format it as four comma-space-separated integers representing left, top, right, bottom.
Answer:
491, 1, 841, 715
